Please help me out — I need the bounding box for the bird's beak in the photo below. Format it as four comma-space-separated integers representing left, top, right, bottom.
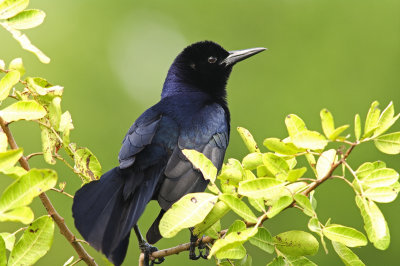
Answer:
220, 47, 267, 67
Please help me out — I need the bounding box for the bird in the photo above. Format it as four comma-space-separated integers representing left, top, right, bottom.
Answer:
72, 41, 266, 266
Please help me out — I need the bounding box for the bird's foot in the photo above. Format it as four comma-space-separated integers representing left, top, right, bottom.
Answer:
139, 241, 165, 266
189, 235, 209, 260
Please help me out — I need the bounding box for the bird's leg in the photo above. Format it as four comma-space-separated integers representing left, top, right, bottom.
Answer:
189, 228, 209, 260
134, 224, 165, 265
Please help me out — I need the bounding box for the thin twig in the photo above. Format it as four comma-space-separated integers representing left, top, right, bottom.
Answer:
70, 258, 83, 266
26, 152, 44, 160
0, 117, 97, 266
50, 188, 74, 199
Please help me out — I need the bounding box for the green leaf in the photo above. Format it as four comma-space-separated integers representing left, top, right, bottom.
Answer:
316, 149, 336, 179
267, 256, 285, 266
329, 125, 350, 140
322, 224, 367, 247
355, 161, 385, 180
0, 169, 57, 213
219, 194, 258, 223
237, 127, 260, 153
294, 194, 314, 216
0, 232, 15, 251
287, 167, 307, 182
0, 236, 6, 266
0, 100, 46, 122
249, 227, 274, 253
0, 70, 20, 101
8, 58, 25, 76
1, 166, 27, 179
74, 147, 102, 182
0, 0, 29, 19
40, 125, 57, 165
218, 158, 244, 181
364, 187, 398, 203
226, 220, 246, 235
320, 109, 335, 138
6, 9, 45, 29
242, 152, 263, 170
204, 220, 221, 239
354, 114, 361, 141
0, 148, 23, 172
374, 132, 400, 154
285, 256, 317, 266
48, 96, 61, 130
292, 130, 328, 150
363, 101, 381, 138
267, 195, 292, 218
332, 241, 365, 266
248, 197, 265, 213
238, 178, 284, 199
60, 111, 73, 145
363, 168, 399, 188
238, 254, 252, 266
355, 195, 390, 250
263, 138, 303, 155
160, 193, 218, 238
308, 217, 321, 233
263, 153, 289, 181
215, 243, 246, 260
256, 165, 273, 177
0, 206, 33, 224
8, 215, 54, 266
0, 23, 50, 63
274, 230, 319, 256
285, 114, 307, 138
373, 101, 400, 137
211, 227, 257, 259
193, 200, 230, 236
286, 182, 308, 194
182, 149, 217, 183
26, 77, 48, 95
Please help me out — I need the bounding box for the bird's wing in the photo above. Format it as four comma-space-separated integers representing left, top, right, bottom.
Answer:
118, 109, 162, 169
158, 103, 229, 209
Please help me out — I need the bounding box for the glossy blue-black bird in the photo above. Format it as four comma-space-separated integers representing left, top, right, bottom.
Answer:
72, 41, 265, 265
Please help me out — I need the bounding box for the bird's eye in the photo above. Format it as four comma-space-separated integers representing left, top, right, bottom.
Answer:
208, 56, 217, 64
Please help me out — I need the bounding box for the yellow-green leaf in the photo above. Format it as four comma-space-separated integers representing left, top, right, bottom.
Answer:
219, 194, 258, 223
363, 168, 399, 188
363, 101, 380, 138
0, 206, 33, 224
320, 109, 335, 138
0, 70, 20, 101
8, 58, 25, 76
374, 132, 400, 154
193, 200, 230, 236
292, 130, 328, 150
316, 149, 336, 179
262, 153, 289, 181
238, 178, 284, 199
267, 195, 292, 218
249, 227, 274, 253
274, 230, 319, 256
364, 187, 398, 203
322, 224, 367, 247
237, 127, 260, 153
0, 100, 46, 122
0, 232, 15, 251
0, 0, 29, 19
263, 138, 303, 155
183, 149, 217, 183
242, 152, 263, 170
332, 241, 365, 266
0, 148, 22, 172
74, 147, 102, 182
6, 9, 45, 30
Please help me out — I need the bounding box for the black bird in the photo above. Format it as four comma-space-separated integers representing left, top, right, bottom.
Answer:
72, 41, 266, 265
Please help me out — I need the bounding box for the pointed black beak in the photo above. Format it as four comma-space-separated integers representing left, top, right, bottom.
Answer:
220, 47, 267, 67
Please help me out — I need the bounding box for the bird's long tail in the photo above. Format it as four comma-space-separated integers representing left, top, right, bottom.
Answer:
72, 166, 160, 265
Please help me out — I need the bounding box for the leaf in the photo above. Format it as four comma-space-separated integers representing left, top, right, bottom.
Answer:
211, 227, 257, 259
0, 100, 46, 122
322, 224, 367, 247
26, 77, 48, 95
8, 57, 25, 76
308, 217, 321, 233
160, 193, 218, 238
329, 125, 350, 140
0, 22, 50, 63
193, 200, 230, 236
249, 227, 274, 253
0, 148, 23, 172
183, 149, 217, 183
218, 158, 244, 181
355, 114, 361, 141
242, 152, 263, 170
285, 114, 307, 138
248, 197, 266, 213
238, 178, 284, 199
263, 138, 303, 155
364, 187, 398, 203
332, 241, 365, 266
374, 132, 400, 154
74, 147, 102, 182
286, 182, 308, 194
263, 153, 289, 181
63, 256, 74, 266
294, 194, 314, 216
274, 230, 319, 256
0, 70, 20, 101
363, 168, 399, 188
6, 9, 45, 30
1, 166, 27, 179
204, 220, 221, 239
8, 215, 54, 266
237, 127, 260, 153
316, 149, 336, 179
0, 0, 29, 19
226, 220, 246, 235
256, 165, 273, 177
267, 256, 285, 266
363, 101, 381, 138
0, 206, 33, 224
60, 111, 73, 145
285, 256, 317, 266
267, 196, 292, 218
373, 101, 400, 137
238, 254, 252, 266
219, 194, 258, 223
0, 232, 15, 251
0, 236, 5, 266
215, 243, 246, 260
287, 167, 307, 182
0, 169, 57, 213
320, 109, 335, 138
355, 195, 390, 250
48, 96, 62, 130
39, 125, 57, 165
355, 161, 385, 180
292, 130, 328, 150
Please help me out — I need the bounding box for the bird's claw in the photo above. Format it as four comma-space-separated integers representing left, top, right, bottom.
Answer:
189, 235, 209, 260
140, 241, 165, 266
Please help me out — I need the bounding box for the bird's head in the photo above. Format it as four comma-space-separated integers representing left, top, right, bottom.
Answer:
162, 41, 266, 99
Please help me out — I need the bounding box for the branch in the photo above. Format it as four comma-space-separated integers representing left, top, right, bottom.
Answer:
0, 117, 97, 266
142, 143, 358, 262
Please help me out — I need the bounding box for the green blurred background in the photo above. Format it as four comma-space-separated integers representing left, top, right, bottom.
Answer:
1, 0, 400, 265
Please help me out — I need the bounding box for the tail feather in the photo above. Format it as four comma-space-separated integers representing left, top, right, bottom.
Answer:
72, 166, 162, 265
146, 209, 165, 244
